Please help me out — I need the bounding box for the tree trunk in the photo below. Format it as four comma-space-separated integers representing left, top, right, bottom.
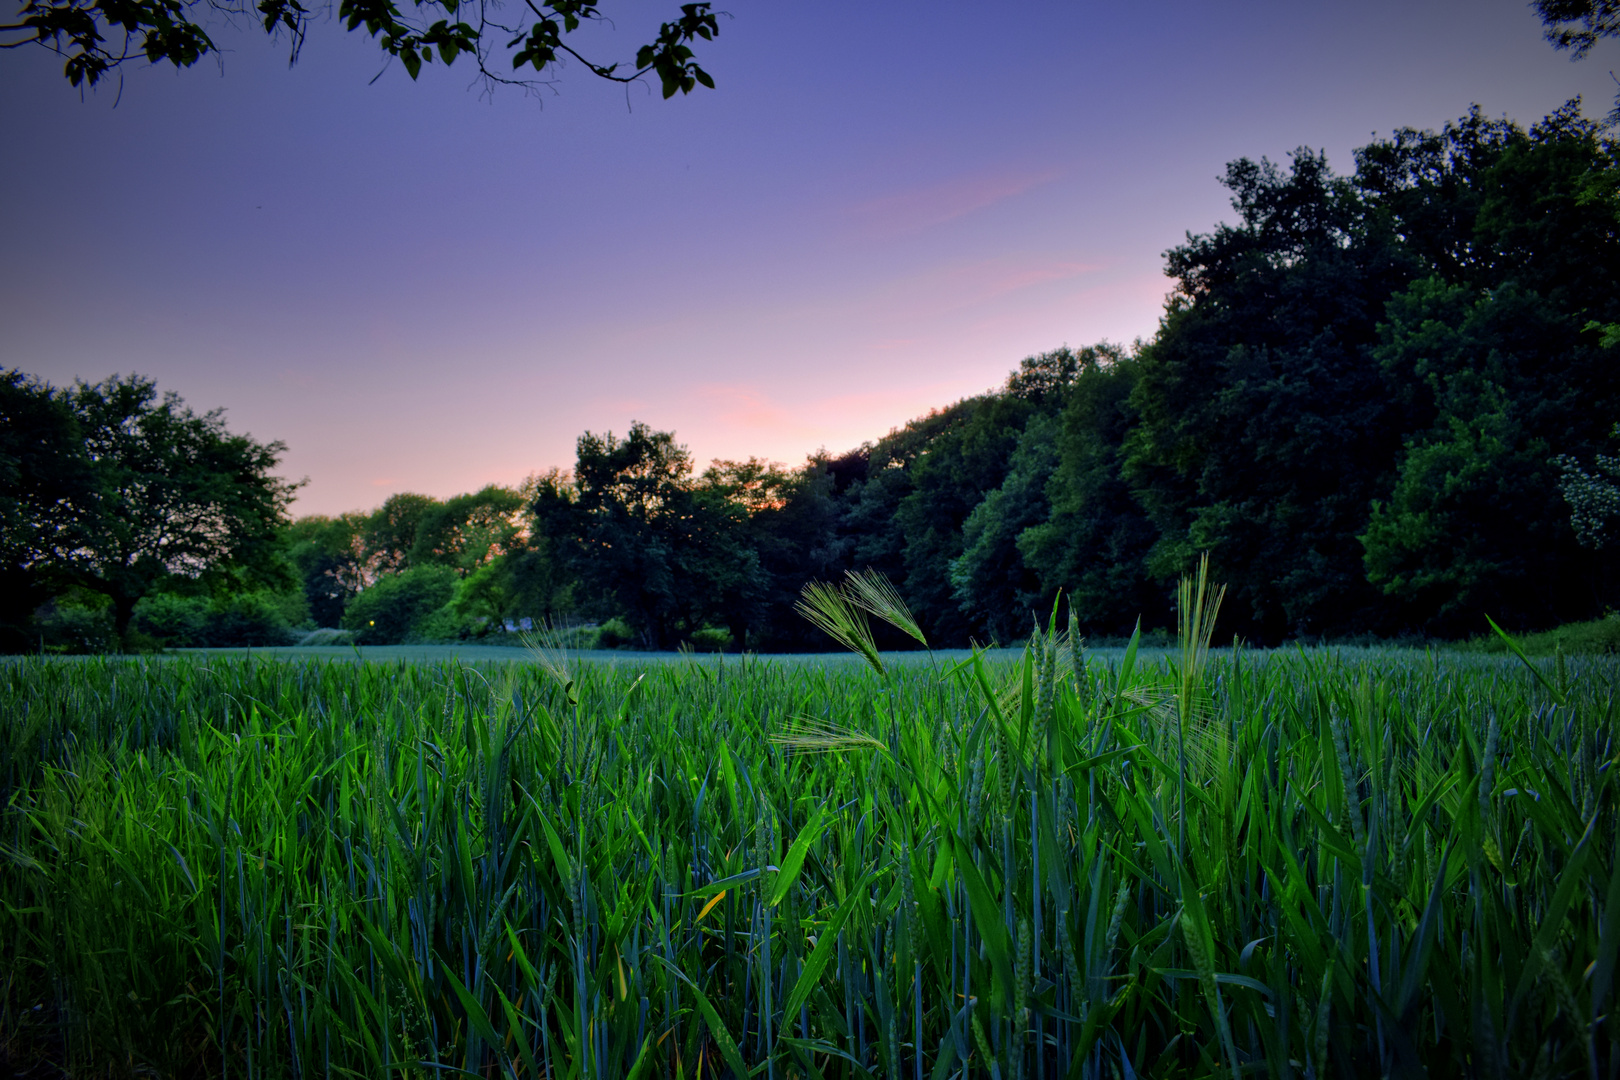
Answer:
112, 591, 137, 652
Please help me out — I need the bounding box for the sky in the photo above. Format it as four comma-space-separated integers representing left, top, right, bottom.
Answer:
3, 0, 1617, 516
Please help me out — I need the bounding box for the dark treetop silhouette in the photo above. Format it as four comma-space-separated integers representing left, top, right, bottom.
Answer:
0, 0, 719, 96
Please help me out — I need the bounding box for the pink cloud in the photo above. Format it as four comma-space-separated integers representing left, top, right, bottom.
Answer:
966, 258, 1100, 299
696, 384, 797, 432
850, 254, 1106, 328
847, 168, 1061, 235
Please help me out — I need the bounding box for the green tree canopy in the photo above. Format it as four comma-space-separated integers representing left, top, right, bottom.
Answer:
283, 512, 368, 627
1124, 147, 1410, 640
1017, 347, 1165, 636
1121, 102, 1620, 639
949, 411, 1060, 644
541, 421, 764, 649
409, 484, 525, 574
359, 492, 439, 579
1359, 106, 1620, 631
33, 373, 299, 644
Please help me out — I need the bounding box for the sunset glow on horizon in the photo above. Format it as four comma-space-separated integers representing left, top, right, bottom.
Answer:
4, 0, 1616, 516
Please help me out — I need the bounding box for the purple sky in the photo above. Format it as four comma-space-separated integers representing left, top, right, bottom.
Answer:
3, 0, 1615, 516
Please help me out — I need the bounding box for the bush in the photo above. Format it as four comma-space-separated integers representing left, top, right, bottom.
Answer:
35, 596, 117, 654
207, 592, 298, 647
131, 591, 299, 648
409, 603, 487, 643
342, 567, 458, 645
594, 616, 637, 649
688, 626, 734, 652
1458, 613, 1620, 655
263, 584, 312, 631
131, 593, 211, 646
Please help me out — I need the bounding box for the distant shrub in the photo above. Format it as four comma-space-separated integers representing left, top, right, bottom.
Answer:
1459, 613, 1620, 656
36, 597, 117, 654
409, 604, 487, 644
132, 594, 211, 646
689, 626, 734, 652
207, 593, 298, 647
342, 567, 458, 645
132, 591, 299, 648
594, 617, 637, 649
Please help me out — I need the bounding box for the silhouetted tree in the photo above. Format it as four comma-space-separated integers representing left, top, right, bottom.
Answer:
0, 370, 93, 650
552, 422, 763, 648
3, 0, 722, 101
39, 374, 298, 646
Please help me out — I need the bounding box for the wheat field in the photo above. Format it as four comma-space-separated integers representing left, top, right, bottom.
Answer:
2, 573, 1616, 1079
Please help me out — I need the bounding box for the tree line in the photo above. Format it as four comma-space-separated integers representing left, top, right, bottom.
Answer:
4, 101, 1618, 652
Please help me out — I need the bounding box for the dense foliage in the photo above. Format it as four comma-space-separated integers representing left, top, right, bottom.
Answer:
1128, 103, 1620, 640
0, 372, 299, 651
2, 616, 1616, 1078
